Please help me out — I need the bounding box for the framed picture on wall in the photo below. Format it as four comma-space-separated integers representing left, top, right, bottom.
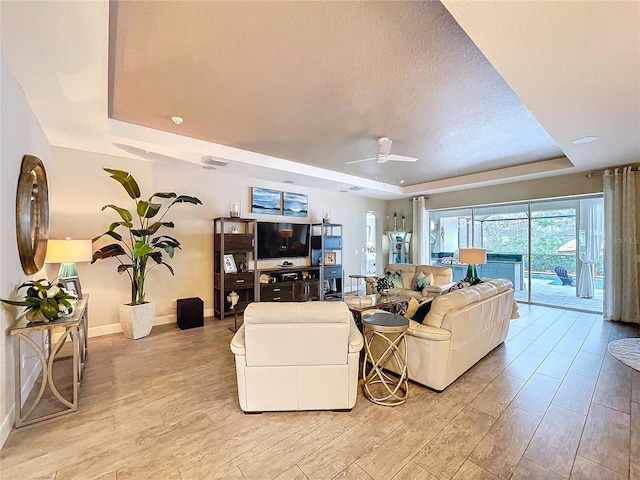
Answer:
251, 187, 282, 215
282, 192, 308, 217
223, 254, 238, 274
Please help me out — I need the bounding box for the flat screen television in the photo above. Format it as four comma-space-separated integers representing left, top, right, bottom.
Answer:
257, 222, 310, 259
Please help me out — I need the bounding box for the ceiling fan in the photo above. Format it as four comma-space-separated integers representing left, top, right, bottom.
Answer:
346, 137, 418, 165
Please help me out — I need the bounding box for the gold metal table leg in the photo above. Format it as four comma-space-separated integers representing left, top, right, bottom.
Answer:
362, 328, 408, 406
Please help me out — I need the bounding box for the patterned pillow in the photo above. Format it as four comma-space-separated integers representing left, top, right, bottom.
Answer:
414, 272, 434, 291
385, 269, 403, 288
412, 299, 433, 324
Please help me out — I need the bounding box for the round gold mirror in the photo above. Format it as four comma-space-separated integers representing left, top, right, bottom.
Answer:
16, 155, 49, 275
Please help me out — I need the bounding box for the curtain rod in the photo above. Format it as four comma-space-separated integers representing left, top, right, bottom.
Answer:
586, 166, 639, 177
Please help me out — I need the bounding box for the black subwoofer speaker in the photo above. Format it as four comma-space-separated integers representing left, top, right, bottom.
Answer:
176, 297, 204, 330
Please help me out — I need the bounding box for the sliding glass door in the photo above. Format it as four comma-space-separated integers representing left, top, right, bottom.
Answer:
529, 200, 577, 306
474, 204, 529, 293
427, 195, 603, 313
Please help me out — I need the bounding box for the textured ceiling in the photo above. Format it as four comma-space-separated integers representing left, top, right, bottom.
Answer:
109, 1, 563, 187
2, 1, 637, 199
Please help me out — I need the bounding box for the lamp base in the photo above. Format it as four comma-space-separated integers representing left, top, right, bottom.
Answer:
465, 264, 479, 283
58, 262, 78, 278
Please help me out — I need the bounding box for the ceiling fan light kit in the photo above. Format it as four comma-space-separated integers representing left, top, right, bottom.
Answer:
346, 137, 418, 165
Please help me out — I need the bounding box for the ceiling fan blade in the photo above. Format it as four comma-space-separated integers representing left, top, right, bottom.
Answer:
378, 137, 392, 157
388, 154, 418, 162
345, 157, 377, 165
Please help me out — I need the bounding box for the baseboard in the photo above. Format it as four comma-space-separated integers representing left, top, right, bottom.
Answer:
88, 308, 216, 338
0, 405, 14, 449
1, 356, 43, 449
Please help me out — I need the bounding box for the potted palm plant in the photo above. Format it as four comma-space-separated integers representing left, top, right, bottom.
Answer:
92, 168, 202, 339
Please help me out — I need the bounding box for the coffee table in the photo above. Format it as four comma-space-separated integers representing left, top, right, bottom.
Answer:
346, 294, 409, 324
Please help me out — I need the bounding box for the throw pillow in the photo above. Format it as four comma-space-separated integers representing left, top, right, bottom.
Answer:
404, 297, 420, 319
384, 269, 403, 289
414, 271, 434, 291
412, 299, 433, 324
447, 281, 466, 293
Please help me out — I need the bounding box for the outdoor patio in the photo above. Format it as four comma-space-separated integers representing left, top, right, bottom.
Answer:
515, 276, 603, 313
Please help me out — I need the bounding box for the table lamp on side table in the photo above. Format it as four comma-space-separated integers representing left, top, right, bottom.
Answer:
45, 238, 92, 297
458, 248, 487, 284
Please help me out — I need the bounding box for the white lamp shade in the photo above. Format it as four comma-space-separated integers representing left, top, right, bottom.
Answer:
458, 248, 487, 265
45, 239, 93, 264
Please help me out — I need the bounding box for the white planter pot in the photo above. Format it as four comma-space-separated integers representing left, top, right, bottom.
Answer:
119, 302, 155, 340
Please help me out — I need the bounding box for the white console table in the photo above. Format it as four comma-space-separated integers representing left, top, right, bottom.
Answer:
9, 295, 88, 427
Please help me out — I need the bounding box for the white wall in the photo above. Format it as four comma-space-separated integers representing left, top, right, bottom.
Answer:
49, 147, 387, 330
1, 56, 53, 447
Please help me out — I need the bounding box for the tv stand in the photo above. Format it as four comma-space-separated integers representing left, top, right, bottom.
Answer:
257, 266, 320, 302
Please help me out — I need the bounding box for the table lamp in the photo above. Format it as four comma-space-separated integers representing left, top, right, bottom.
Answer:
45, 238, 92, 293
458, 248, 487, 284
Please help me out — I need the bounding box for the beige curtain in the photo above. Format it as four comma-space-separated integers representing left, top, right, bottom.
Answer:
412, 196, 428, 264
603, 167, 639, 323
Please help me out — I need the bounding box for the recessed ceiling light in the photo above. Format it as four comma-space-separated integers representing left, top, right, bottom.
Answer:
283, 180, 295, 184
171, 116, 184, 125
572, 136, 597, 145
398, 179, 405, 184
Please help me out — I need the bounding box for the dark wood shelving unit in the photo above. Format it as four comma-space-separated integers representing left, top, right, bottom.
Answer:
257, 266, 321, 302
213, 217, 257, 319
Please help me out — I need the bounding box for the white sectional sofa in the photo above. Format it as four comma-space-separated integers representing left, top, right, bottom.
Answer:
371, 278, 517, 391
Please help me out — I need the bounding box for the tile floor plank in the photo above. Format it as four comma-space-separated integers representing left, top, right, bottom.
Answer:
577, 403, 630, 476
0, 310, 636, 480
511, 372, 561, 418
468, 405, 541, 479
468, 373, 526, 418
592, 370, 632, 414
413, 407, 495, 480
274, 465, 310, 480
630, 401, 639, 480
450, 460, 500, 480
552, 372, 597, 415
524, 404, 587, 478
390, 461, 438, 480
511, 457, 565, 480
570, 455, 627, 480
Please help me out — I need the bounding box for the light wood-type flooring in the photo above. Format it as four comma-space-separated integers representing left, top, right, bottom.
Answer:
1, 304, 639, 480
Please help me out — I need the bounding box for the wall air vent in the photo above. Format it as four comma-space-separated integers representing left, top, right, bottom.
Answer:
202, 156, 229, 167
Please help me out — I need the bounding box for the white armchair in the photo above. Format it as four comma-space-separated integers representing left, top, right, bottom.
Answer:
230, 302, 364, 412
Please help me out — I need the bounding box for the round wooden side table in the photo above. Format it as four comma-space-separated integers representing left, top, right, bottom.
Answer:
361, 312, 409, 406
